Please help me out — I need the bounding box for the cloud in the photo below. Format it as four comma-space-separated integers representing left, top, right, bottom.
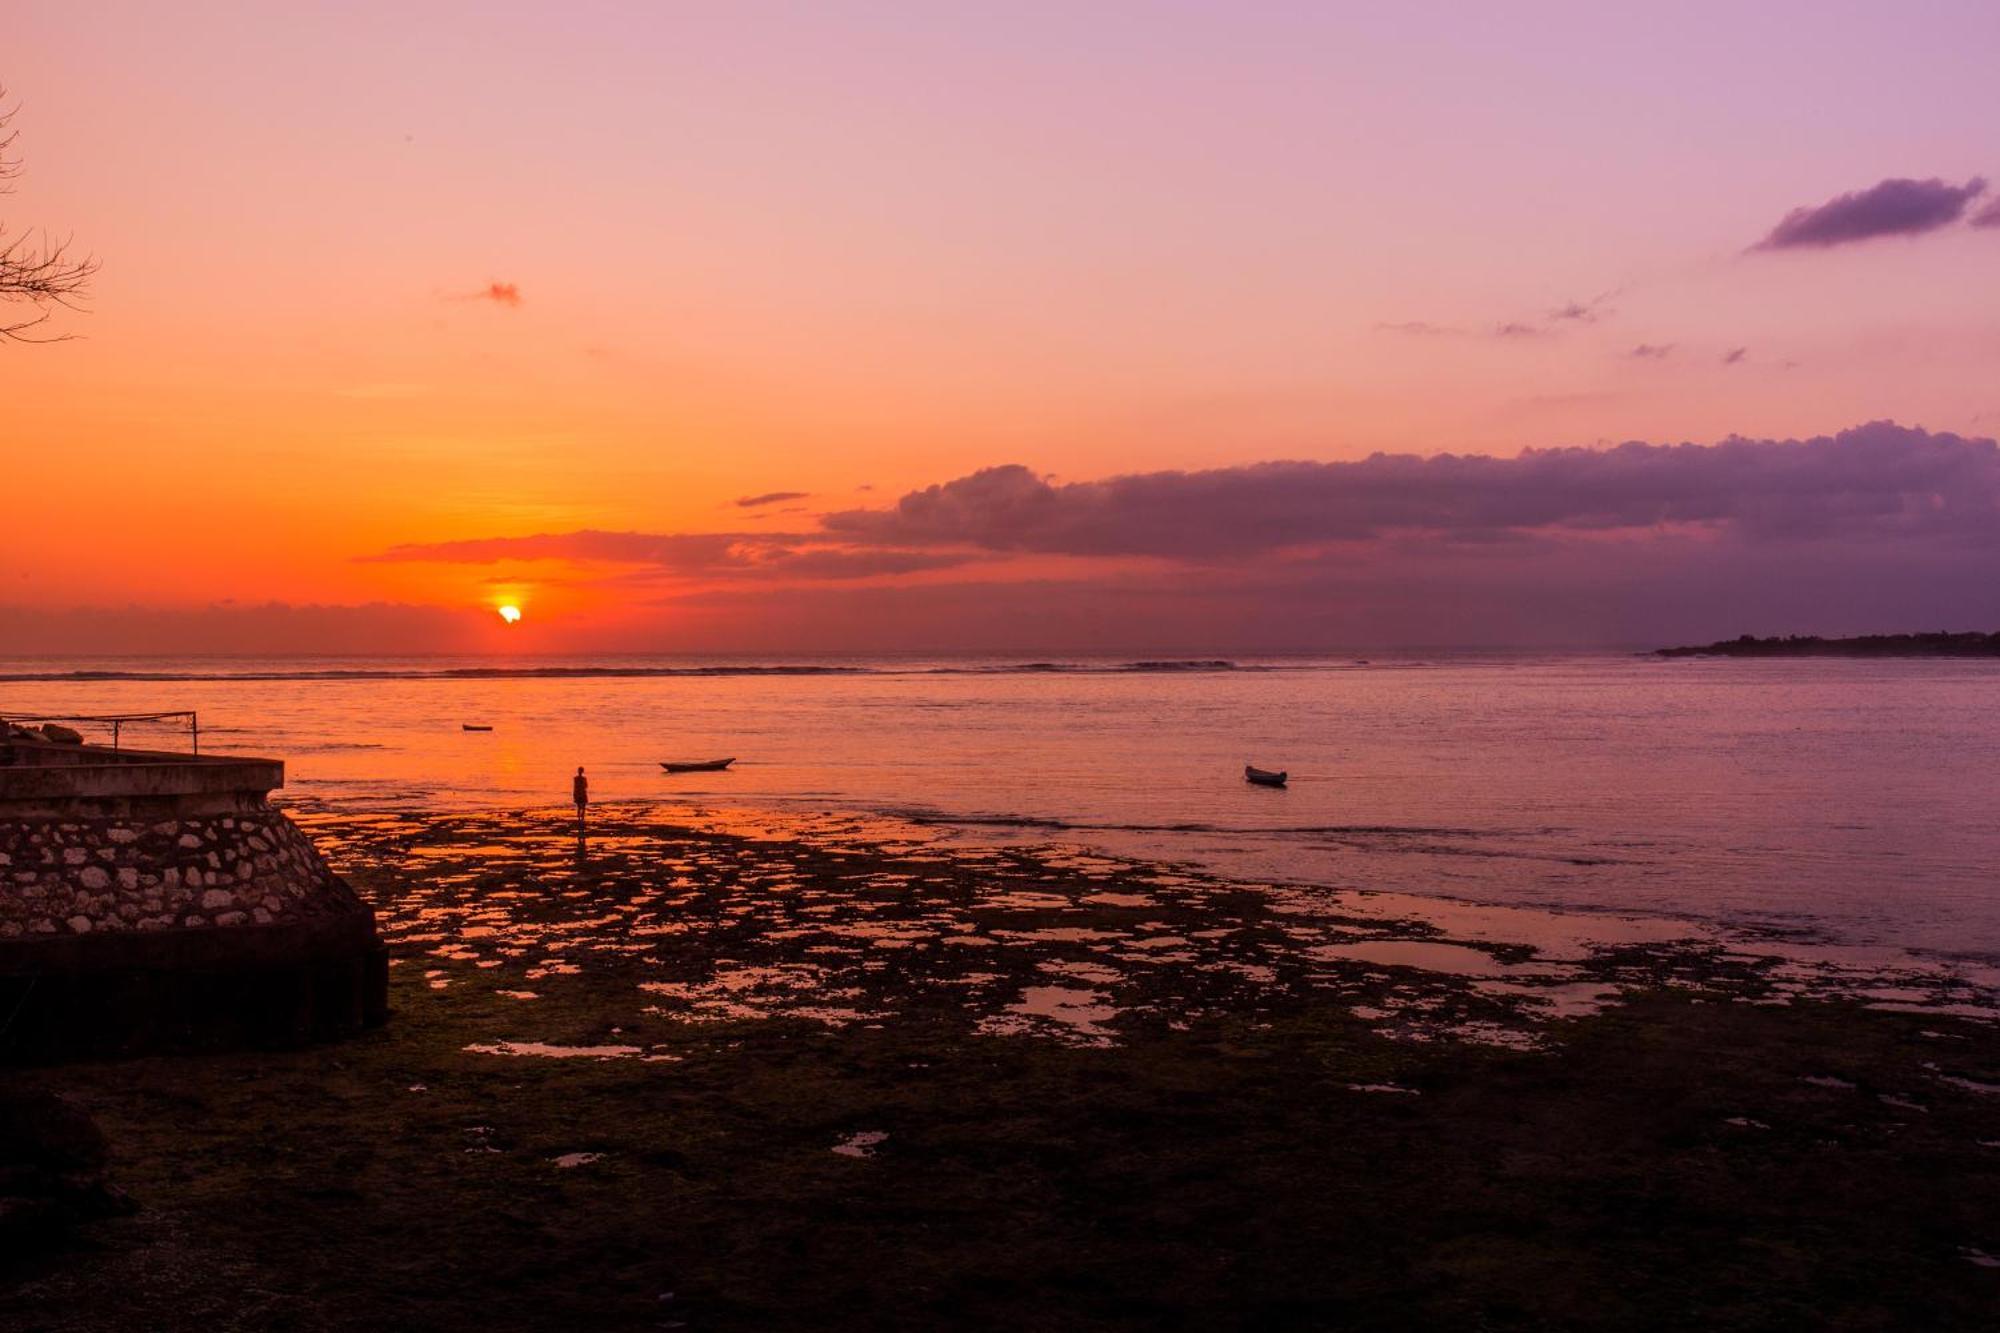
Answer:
1376, 318, 1559, 340
473, 281, 522, 307
1548, 293, 1615, 324
1751, 176, 1987, 251
824, 423, 2000, 557
0, 602, 480, 656
378, 423, 2000, 579
735, 491, 810, 508
1973, 196, 2000, 229
363, 528, 978, 581
1630, 343, 1674, 359
1721, 347, 1748, 366
654, 539, 2000, 655
1378, 294, 1614, 341
349, 423, 2000, 650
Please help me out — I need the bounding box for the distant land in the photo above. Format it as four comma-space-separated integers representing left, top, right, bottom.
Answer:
1656, 632, 2000, 658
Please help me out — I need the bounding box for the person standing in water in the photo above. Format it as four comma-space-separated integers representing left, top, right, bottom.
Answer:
572, 765, 589, 835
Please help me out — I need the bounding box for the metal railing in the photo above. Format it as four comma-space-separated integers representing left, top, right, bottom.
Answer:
0, 710, 201, 754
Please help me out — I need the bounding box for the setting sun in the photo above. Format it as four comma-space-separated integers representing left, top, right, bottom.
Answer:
10, 9, 2000, 1325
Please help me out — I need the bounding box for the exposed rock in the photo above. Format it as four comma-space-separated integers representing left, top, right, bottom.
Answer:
0, 1090, 134, 1237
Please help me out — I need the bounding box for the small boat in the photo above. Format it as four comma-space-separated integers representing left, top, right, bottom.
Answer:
1244, 765, 1288, 787
461, 724, 494, 732
661, 758, 735, 773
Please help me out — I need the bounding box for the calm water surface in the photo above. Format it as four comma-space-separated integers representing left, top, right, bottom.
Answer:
5, 653, 1996, 962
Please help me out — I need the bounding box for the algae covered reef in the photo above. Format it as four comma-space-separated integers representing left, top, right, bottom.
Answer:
6, 806, 1997, 1330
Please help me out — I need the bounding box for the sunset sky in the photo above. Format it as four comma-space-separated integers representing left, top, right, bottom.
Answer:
7, 1, 2000, 653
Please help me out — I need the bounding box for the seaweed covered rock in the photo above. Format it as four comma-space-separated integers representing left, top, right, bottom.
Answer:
0, 1089, 133, 1235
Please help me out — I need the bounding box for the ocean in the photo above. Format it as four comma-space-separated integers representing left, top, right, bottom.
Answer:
5, 652, 1997, 965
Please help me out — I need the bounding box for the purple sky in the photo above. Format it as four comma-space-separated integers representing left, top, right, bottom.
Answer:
6, 2, 2000, 652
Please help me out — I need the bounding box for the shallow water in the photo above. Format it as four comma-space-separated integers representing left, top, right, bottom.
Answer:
7, 651, 1999, 962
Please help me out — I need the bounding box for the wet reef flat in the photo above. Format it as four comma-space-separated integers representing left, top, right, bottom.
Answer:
6, 805, 1999, 1330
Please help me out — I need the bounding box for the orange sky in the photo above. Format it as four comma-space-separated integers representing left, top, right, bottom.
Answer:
6, 3, 2000, 652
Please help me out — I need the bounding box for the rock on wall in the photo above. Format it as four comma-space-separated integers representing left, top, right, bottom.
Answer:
0, 804, 364, 938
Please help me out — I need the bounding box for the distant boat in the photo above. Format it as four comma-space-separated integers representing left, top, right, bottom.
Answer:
661, 758, 735, 773
1244, 765, 1288, 787
462, 724, 494, 732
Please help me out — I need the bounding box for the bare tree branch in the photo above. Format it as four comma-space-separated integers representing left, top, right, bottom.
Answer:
0, 87, 96, 342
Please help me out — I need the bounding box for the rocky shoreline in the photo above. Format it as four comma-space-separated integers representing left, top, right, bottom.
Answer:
6, 805, 1997, 1329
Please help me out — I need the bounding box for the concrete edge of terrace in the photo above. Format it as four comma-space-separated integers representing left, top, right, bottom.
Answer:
0, 734, 388, 1062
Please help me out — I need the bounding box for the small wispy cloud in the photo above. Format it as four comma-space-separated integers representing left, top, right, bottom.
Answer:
1380, 293, 1614, 342
1972, 196, 2000, 229
1631, 343, 1674, 359
1721, 347, 1748, 366
1751, 176, 1987, 251
455, 281, 522, 307
1374, 320, 1460, 337
735, 491, 810, 509
1548, 292, 1616, 324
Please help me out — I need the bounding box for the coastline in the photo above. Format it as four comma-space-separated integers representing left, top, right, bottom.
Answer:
8, 805, 1998, 1328
1656, 632, 2000, 658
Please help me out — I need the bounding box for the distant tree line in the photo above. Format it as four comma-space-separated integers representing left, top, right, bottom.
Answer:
1656, 632, 2000, 658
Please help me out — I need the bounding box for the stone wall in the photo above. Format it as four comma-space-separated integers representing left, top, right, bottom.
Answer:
0, 739, 387, 1061
0, 804, 362, 938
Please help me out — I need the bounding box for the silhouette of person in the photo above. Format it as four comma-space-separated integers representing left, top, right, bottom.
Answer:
572, 765, 589, 835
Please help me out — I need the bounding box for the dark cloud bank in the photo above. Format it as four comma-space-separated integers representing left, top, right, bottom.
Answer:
821, 422, 1999, 556
336, 421, 2000, 651
18, 425, 1997, 654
